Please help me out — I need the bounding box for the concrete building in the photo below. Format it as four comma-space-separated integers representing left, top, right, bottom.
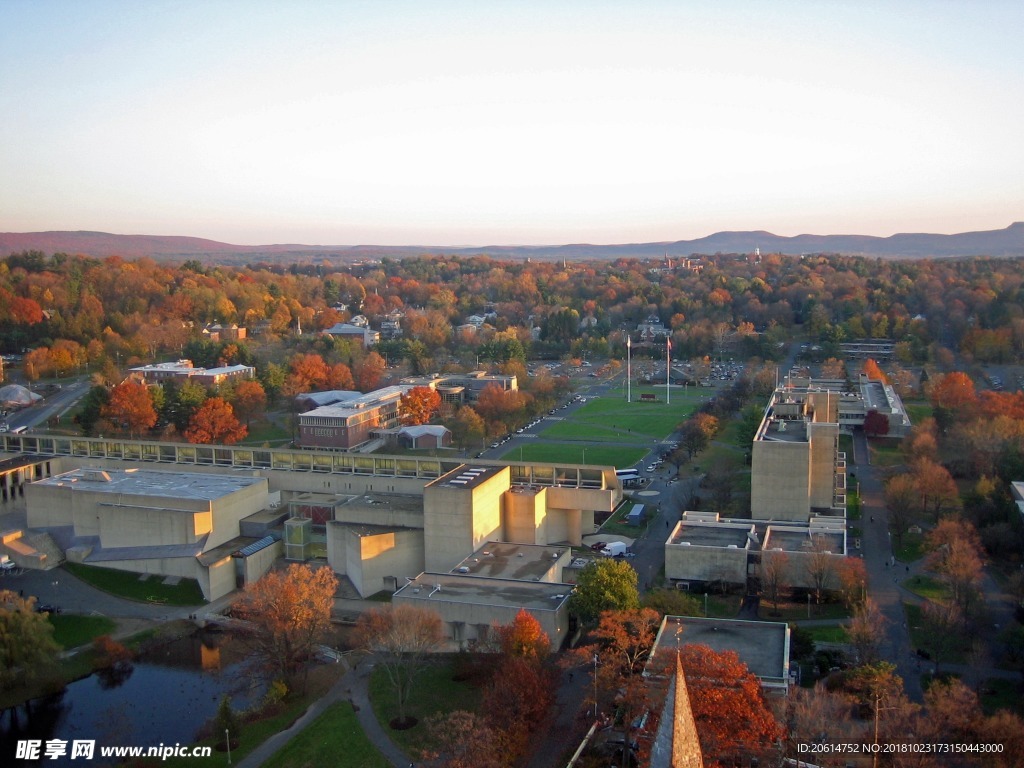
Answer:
750, 389, 845, 522
665, 519, 756, 588
651, 615, 791, 694
397, 425, 451, 450
761, 523, 847, 591
392, 571, 573, 649
781, 374, 912, 437
25, 467, 276, 600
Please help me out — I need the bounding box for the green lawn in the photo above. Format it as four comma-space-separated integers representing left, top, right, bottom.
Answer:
542, 421, 650, 443
567, 391, 701, 438
264, 702, 389, 768
598, 498, 648, 537
241, 419, 291, 444
903, 574, 950, 601
64, 563, 206, 606
893, 531, 926, 563
904, 603, 970, 665
903, 401, 933, 425
762, 601, 852, 622
838, 434, 855, 465
49, 613, 117, 649
868, 438, 904, 467
805, 625, 850, 644
369, 658, 482, 759
503, 443, 646, 468
980, 678, 1024, 716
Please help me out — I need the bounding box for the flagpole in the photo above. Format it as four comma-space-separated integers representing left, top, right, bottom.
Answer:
666, 337, 671, 405
627, 336, 631, 403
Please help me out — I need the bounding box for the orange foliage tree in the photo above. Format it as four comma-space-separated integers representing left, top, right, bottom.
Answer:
399, 386, 442, 426
494, 608, 551, 660
184, 397, 247, 444
233, 564, 338, 692
101, 380, 157, 438
353, 351, 387, 392
928, 371, 977, 412
861, 358, 888, 383
678, 644, 783, 766
229, 379, 267, 428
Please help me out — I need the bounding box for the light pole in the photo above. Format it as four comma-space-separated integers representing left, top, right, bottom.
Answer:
225, 729, 231, 764
807, 592, 811, 619
593, 654, 599, 719
704, 592, 708, 617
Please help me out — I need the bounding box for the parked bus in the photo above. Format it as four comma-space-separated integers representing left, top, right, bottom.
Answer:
615, 468, 641, 487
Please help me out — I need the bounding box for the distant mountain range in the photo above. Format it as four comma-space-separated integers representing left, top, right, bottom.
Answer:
2, 223, 1023, 263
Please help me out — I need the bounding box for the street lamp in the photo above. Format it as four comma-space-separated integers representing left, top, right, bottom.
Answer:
593, 654, 599, 719
704, 592, 708, 617
225, 729, 231, 764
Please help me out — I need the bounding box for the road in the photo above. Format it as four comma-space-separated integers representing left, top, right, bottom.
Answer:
4, 378, 91, 431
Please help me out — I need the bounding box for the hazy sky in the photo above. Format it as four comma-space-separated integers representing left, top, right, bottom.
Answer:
2, 1, 1022, 245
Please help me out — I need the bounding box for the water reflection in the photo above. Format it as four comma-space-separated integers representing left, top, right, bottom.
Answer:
1, 628, 263, 766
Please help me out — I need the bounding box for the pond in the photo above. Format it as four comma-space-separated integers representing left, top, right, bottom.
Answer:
1, 628, 264, 765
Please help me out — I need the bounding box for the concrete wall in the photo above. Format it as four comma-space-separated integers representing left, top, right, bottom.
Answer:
424, 468, 508, 572
206, 557, 236, 601
808, 421, 839, 509
206, 480, 270, 549
392, 595, 569, 649
665, 543, 748, 585
98, 505, 206, 548
750, 440, 810, 521
504, 489, 545, 545
241, 540, 282, 586
775, 549, 846, 591
354, 529, 424, 597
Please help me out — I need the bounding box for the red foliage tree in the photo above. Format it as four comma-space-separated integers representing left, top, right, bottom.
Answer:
353, 351, 387, 392
678, 644, 783, 766
230, 379, 267, 428
928, 371, 977, 412
494, 608, 551, 660
184, 397, 247, 444
328, 362, 355, 390
861, 358, 888, 383
862, 409, 890, 437
399, 386, 442, 426
101, 380, 157, 438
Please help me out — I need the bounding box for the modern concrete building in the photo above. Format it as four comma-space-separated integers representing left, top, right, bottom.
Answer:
392, 571, 573, 649
665, 519, 756, 588
750, 389, 845, 522
761, 523, 847, 591
25, 467, 276, 600
397, 425, 451, 449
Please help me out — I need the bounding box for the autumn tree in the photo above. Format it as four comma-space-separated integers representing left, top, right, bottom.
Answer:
75, 384, 111, 436
926, 518, 984, 616
286, 352, 331, 392
494, 607, 550, 660
184, 397, 247, 444
474, 382, 527, 434
568, 558, 640, 624
884, 473, 918, 548
640, 587, 701, 618
910, 457, 961, 520
836, 556, 868, 610
918, 599, 966, 674
861, 358, 888, 383
680, 412, 719, 459
233, 564, 338, 693
787, 684, 858, 768
819, 357, 846, 380
399, 385, 442, 426
353, 351, 387, 392
422, 711, 505, 768
229, 379, 267, 429
847, 598, 886, 665
862, 409, 890, 437
355, 604, 445, 727
805, 534, 840, 606
760, 549, 790, 615
679, 644, 783, 766
0, 591, 62, 689
446, 405, 486, 451
101, 379, 157, 438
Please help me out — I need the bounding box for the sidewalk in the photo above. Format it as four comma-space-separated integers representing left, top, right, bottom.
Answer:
236, 656, 412, 768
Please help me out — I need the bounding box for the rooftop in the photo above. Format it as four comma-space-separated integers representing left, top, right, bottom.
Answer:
36, 468, 265, 501
653, 616, 789, 686
339, 492, 424, 515
763, 526, 845, 554
394, 572, 572, 611
430, 464, 506, 491
299, 386, 408, 417
669, 522, 754, 549
454, 541, 568, 580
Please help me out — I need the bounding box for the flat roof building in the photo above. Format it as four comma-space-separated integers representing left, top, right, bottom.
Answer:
652, 615, 791, 693
26, 468, 273, 600
665, 520, 755, 588
393, 571, 573, 649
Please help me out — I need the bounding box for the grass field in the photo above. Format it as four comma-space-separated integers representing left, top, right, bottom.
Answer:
64, 563, 206, 606
241, 419, 291, 444
903, 574, 950, 601
761, 600, 852, 622
369, 657, 483, 759
804, 625, 850, 644
264, 701, 389, 768
903, 401, 933, 425
980, 678, 1024, 716
868, 438, 904, 467
894, 531, 926, 563
904, 603, 970, 666
503, 443, 646, 467
49, 613, 117, 649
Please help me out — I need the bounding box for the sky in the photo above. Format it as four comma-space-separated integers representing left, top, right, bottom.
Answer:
1, 0, 1022, 246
